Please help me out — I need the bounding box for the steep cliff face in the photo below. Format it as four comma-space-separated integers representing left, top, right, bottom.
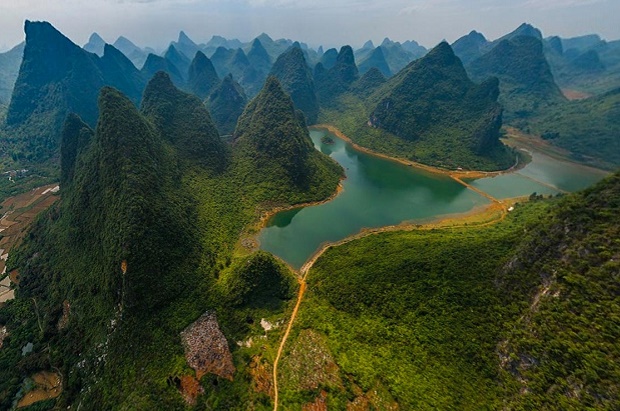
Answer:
6, 21, 148, 158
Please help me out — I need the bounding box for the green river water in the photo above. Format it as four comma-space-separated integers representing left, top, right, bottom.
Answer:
258, 129, 608, 269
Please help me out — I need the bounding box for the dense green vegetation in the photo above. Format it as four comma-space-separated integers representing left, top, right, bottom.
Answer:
315, 46, 359, 107
0, 102, 56, 201
357, 46, 391, 77
210, 47, 264, 98
349, 67, 387, 97
246, 39, 272, 77
0, 75, 341, 409
468, 35, 566, 121
321, 42, 515, 171
5, 21, 145, 163
528, 87, 620, 170
546, 34, 620, 95
281, 171, 620, 409
1, 19, 618, 411
233, 76, 342, 203
206, 74, 248, 136
187, 51, 220, 100
269, 45, 319, 124
452, 30, 488, 65
141, 71, 228, 173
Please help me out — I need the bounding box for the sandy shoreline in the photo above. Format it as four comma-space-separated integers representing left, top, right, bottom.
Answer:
313, 124, 524, 180
252, 124, 523, 272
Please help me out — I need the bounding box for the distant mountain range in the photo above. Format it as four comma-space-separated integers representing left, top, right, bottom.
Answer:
1, 20, 618, 170
1, 18, 619, 411
0, 42, 24, 105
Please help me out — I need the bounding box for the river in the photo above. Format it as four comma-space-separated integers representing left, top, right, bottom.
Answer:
258, 129, 608, 269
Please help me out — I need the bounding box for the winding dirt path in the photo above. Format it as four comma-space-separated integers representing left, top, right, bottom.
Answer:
271, 126, 513, 411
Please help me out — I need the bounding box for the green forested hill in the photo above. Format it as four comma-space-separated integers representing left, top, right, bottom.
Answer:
320, 41, 514, 171
269, 45, 319, 124
350, 67, 386, 97
468, 35, 566, 120
141, 53, 185, 86
357, 46, 392, 77
187, 50, 220, 100
206, 73, 248, 135
315, 45, 359, 106
529, 87, 620, 170
5, 21, 147, 162
452, 30, 487, 65
141, 71, 228, 173
164, 44, 191, 80
280, 171, 620, 409
0, 75, 342, 409
233, 76, 342, 203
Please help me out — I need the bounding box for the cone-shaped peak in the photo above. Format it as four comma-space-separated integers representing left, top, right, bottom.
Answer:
89, 32, 105, 43
320, 48, 338, 69
422, 41, 462, 68
141, 71, 226, 172
178, 30, 196, 46
234, 75, 314, 185
85, 32, 106, 55
248, 38, 271, 66
207, 74, 247, 135
143, 71, 176, 98
188, 51, 219, 99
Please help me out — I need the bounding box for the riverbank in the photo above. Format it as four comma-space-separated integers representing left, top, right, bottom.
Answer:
269, 125, 535, 410
313, 124, 525, 180
237, 181, 345, 256
272, 190, 525, 410
503, 127, 609, 177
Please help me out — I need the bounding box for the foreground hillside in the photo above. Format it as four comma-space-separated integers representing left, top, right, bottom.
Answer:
0, 75, 341, 410
279, 172, 620, 409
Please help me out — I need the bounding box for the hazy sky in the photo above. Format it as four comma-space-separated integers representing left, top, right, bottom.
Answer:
1, 0, 619, 51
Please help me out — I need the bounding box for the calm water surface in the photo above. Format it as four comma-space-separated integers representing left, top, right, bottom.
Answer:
468, 148, 607, 198
259, 130, 609, 268
258, 130, 488, 268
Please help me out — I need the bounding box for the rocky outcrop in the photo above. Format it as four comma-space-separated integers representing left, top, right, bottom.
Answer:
180, 312, 235, 380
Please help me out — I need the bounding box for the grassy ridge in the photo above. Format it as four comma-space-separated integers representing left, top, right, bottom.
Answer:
280, 171, 620, 409
280, 201, 550, 409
